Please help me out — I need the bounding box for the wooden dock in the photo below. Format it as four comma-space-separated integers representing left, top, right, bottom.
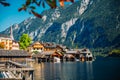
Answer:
7, 60, 27, 68
0, 68, 34, 71
0, 60, 34, 80
0, 78, 22, 80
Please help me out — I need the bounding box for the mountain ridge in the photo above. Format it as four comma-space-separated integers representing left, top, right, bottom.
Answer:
1, 0, 120, 49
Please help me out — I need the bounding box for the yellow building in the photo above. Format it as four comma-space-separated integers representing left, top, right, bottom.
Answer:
27, 41, 44, 52
27, 42, 65, 53
0, 34, 13, 50
0, 26, 20, 50
0, 27, 19, 50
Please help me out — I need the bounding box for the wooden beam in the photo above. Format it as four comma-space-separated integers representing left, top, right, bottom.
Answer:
0, 68, 34, 71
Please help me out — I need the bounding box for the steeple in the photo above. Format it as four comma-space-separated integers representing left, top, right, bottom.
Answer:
10, 26, 14, 40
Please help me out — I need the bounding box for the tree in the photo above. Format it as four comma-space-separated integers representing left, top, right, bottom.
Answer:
0, 0, 10, 7
0, 42, 5, 49
19, 34, 32, 50
0, 0, 74, 18
109, 49, 120, 57
18, 0, 74, 18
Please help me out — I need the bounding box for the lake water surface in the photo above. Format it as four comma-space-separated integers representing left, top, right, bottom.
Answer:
0, 72, 4, 78
30, 57, 120, 80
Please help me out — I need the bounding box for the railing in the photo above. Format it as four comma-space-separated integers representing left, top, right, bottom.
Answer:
0, 68, 34, 71
0, 60, 34, 80
7, 60, 26, 68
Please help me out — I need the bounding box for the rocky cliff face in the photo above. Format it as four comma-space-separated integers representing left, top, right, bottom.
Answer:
1, 0, 120, 48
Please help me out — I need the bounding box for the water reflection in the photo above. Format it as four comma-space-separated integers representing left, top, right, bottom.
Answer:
31, 61, 94, 80
28, 58, 120, 80
86, 61, 94, 80
32, 62, 45, 80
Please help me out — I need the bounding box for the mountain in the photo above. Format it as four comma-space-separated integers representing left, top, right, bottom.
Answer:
1, 0, 120, 49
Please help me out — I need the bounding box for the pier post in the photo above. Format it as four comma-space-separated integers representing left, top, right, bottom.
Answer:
18, 72, 22, 78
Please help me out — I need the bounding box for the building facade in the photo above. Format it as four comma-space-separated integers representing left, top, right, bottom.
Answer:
12, 40, 19, 50
27, 41, 44, 53
0, 35, 13, 50
0, 35, 19, 50
0, 27, 19, 50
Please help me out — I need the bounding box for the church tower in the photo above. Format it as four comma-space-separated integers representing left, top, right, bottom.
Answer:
10, 26, 14, 40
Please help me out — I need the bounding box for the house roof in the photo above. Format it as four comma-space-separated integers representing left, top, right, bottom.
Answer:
43, 42, 57, 48
52, 52, 63, 56
79, 49, 91, 54
44, 45, 56, 49
0, 50, 30, 57
33, 41, 42, 45
71, 48, 92, 53
57, 44, 66, 48
12, 40, 19, 43
32, 51, 55, 58
0, 34, 10, 38
66, 51, 79, 54
41, 51, 55, 55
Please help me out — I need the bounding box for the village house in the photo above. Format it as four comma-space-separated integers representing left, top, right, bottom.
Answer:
12, 40, 19, 50
64, 50, 80, 61
0, 34, 13, 50
32, 51, 63, 62
26, 41, 93, 62
64, 48, 93, 61
0, 35, 20, 50
43, 42, 57, 51
0, 27, 19, 50
43, 42, 67, 52
27, 41, 44, 53
27, 41, 66, 53
79, 48, 93, 61
28, 41, 94, 62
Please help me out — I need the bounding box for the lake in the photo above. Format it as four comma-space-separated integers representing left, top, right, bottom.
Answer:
0, 72, 3, 78
32, 57, 120, 80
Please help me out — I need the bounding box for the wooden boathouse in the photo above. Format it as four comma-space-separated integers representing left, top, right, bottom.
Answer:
64, 48, 93, 61
64, 50, 80, 61
0, 50, 31, 62
0, 50, 34, 80
32, 51, 63, 62
32, 48, 93, 62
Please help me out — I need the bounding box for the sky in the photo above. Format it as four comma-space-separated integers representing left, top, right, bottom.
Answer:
0, 0, 49, 32
0, 0, 77, 32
